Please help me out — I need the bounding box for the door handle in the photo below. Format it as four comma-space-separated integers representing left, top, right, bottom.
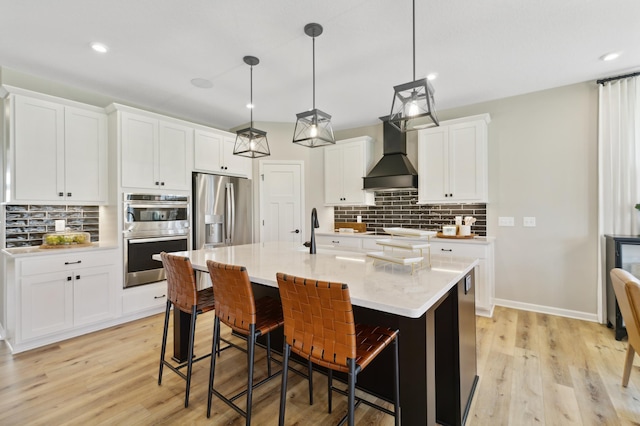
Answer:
291, 229, 300, 233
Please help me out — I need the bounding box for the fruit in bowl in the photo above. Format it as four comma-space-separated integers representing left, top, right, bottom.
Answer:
43, 231, 90, 246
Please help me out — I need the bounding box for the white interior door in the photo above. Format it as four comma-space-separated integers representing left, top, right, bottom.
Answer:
260, 161, 304, 244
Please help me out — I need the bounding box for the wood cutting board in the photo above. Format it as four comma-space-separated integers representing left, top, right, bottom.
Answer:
334, 222, 367, 233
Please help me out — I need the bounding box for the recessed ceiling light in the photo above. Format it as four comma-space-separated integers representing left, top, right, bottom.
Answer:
600, 52, 621, 61
90, 42, 109, 53
426, 72, 438, 81
190, 78, 213, 89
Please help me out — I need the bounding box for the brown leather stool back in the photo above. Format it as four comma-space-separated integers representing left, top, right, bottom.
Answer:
207, 261, 256, 334
276, 272, 356, 372
610, 268, 640, 386
162, 252, 199, 313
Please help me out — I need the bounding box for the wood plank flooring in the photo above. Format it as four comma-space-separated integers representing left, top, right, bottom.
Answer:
0, 306, 638, 425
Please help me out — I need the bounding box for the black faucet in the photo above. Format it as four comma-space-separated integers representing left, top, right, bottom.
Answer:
310, 207, 319, 254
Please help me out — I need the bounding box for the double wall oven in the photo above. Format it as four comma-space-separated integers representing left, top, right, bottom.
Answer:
123, 194, 190, 288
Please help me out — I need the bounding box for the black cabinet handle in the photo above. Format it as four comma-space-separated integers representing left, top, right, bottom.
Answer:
154, 294, 166, 299
67, 192, 72, 197
440, 248, 453, 252
75, 275, 80, 280
64, 260, 82, 265
160, 182, 165, 186
67, 276, 72, 281
59, 192, 64, 197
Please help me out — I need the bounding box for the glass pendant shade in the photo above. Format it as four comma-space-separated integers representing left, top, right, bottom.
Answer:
389, 0, 439, 132
292, 23, 335, 147
388, 77, 439, 132
234, 126, 270, 158
293, 108, 334, 148
233, 55, 270, 158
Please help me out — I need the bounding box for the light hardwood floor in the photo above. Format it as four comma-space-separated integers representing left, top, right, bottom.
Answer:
0, 306, 638, 425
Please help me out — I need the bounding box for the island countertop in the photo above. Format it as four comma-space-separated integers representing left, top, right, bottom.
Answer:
155, 241, 478, 318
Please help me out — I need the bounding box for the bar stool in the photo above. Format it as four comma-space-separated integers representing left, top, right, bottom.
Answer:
158, 252, 215, 408
206, 260, 284, 425
276, 272, 400, 426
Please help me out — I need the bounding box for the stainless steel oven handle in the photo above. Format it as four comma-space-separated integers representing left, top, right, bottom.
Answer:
127, 236, 188, 244
124, 203, 188, 208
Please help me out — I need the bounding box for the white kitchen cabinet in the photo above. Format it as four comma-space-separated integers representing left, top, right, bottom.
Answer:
315, 235, 363, 250
430, 239, 495, 317
120, 111, 193, 191
121, 280, 168, 315
5, 91, 107, 204
193, 129, 251, 178
418, 114, 490, 204
18, 250, 118, 341
324, 136, 375, 206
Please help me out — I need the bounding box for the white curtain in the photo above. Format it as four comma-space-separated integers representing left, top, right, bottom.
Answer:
598, 75, 640, 322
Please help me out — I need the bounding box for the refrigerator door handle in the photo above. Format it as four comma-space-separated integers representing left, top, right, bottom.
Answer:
225, 183, 232, 244
229, 183, 236, 244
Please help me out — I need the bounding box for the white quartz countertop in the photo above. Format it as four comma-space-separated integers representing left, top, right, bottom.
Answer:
2, 242, 119, 257
316, 231, 495, 245
155, 241, 478, 318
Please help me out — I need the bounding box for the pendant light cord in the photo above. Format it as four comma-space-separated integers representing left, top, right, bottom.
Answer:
312, 35, 316, 109
412, 0, 416, 81
250, 64, 254, 127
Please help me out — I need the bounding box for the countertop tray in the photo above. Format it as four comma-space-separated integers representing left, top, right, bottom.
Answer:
375, 239, 431, 250
366, 251, 424, 265
383, 228, 437, 238
436, 232, 477, 239
39, 243, 94, 249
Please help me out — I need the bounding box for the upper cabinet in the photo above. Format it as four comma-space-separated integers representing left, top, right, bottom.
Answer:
118, 109, 193, 191
324, 136, 375, 206
3, 89, 107, 204
417, 114, 490, 204
193, 129, 251, 178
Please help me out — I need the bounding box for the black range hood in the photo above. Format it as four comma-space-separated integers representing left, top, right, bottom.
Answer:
363, 117, 418, 191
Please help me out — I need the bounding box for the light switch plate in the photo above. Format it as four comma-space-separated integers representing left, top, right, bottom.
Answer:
523, 217, 536, 227
498, 217, 515, 227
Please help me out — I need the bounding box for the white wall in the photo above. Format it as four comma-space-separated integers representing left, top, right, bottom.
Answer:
335, 83, 600, 319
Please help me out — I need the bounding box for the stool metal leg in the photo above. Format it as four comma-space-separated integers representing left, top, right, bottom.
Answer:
347, 358, 356, 426
328, 369, 333, 413
207, 317, 221, 418
308, 360, 313, 405
266, 333, 272, 377
184, 305, 197, 408
279, 343, 291, 426
158, 300, 171, 385
246, 324, 256, 426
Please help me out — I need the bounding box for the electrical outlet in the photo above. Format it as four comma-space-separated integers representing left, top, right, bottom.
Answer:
498, 217, 514, 227
523, 217, 536, 227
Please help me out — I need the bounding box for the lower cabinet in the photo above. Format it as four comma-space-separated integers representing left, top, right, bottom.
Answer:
16, 250, 118, 343
122, 280, 168, 315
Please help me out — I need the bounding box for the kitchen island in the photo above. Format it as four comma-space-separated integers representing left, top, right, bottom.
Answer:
156, 241, 479, 425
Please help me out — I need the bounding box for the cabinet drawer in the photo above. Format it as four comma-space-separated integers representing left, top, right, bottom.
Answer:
431, 242, 487, 259
19, 250, 117, 276
122, 281, 168, 314
315, 236, 362, 249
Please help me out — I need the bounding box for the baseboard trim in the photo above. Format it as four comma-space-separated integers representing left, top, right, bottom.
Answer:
494, 298, 599, 323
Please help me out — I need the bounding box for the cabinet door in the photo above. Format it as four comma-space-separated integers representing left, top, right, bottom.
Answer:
448, 122, 486, 202
21, 271, 73, 340
158, 121, 192, 190
64, 107, 107, 203
121, 113, 157, 189
73, 265, 117, 327
13, 96, 65, 202
324, 144, 345, 204
193, 129, 223, 173
221, 134, 250, 177
418, 127, 449, 203
341, 142, 366, 203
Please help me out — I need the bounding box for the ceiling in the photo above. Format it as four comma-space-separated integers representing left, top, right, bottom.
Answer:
1, 0, 639, 132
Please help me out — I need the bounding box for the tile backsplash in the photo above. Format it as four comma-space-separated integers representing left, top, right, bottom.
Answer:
334, 190, 487, 236
4, 205, 100, 248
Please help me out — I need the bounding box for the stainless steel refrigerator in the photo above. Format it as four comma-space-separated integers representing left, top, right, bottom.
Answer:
192, 172, 253, 286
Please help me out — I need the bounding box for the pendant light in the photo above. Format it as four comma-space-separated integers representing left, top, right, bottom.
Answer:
389, 0, 439, 132
234, 56, 270, 158
292, 23, 335, 148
